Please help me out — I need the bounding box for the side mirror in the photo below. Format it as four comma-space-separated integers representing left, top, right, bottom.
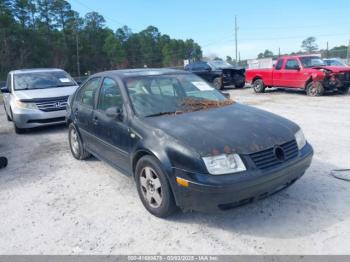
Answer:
294, 65, 301, 71
0, 86, 10, 93
221, 92, 230, 99
106, 107, 123, 120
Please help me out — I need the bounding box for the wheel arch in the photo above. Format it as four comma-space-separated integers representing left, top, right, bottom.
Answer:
304, 76, 314, 90
252, 76, 263, 84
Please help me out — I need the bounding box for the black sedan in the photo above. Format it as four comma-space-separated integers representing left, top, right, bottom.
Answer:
66, 69, 313, 218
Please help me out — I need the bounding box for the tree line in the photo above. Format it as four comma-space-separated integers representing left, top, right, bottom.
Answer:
0, 0, 203, 79
256, 37, 348, 60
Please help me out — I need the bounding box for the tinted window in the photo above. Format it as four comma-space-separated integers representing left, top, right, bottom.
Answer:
14, 71, 75, 90
285, 59, 299, 70
77, 78, 100, 107
98, 78, 123, 111
275, 59, 283, 70
191, 62, 209, 71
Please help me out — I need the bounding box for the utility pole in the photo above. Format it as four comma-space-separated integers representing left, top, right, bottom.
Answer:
326, 41, 329, 58
278, 47, 281, 57
235, 15, 238, 66
76, 33, 81, 78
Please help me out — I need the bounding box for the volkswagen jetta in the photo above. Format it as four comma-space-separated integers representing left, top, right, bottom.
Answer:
66, 69, 313, 217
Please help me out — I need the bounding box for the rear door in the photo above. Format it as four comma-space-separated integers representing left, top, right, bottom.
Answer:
272, 58, 284, 87
92, 77, 131, 172
73, 77, 101, 150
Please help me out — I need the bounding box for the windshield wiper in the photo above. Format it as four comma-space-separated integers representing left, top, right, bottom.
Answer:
146, 111, 182, 117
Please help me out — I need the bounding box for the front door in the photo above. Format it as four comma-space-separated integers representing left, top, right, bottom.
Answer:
279, 59, 304, 88
73, 77, 101, 151
92, 77, 131, 173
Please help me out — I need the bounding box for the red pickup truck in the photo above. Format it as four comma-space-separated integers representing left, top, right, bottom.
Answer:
246, 55, 350, 96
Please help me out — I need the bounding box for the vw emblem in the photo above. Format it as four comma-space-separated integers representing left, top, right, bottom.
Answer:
274, 146, 285, 162
55, 102, 62, 108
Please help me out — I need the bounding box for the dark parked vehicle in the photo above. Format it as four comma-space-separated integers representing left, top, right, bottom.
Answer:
185, 61, 245, 90
66, 69, 313, 217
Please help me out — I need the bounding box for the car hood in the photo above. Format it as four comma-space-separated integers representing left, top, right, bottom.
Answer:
145, 103, 299, 156
312, 66, 350, 73
14, 85, 79, 100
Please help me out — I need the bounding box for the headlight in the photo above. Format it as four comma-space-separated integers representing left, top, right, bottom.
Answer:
15, 100, 38, 110
202, 154, 246, 175
295, 129, 306, 150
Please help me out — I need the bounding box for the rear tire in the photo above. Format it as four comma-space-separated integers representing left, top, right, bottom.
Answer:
253, 79, 265, 93
338, 86, 349, 95
68, 123, 91, 160
306, 81, 324, 96
213, 77, 223, 90
135, 155, 177, 218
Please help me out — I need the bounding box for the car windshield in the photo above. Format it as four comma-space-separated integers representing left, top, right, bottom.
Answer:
14, 71, 76, 90
325, 59, 346, 66
208, 60, 232, 69
299, 57, 326, 68
125, 73, 233, 117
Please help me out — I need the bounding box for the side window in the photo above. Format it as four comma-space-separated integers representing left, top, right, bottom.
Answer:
191, 63, 199, 71
77, 77, 100, 107
275, 59, 283, 70
285, 59, 299, 70
98, 78, 124, 111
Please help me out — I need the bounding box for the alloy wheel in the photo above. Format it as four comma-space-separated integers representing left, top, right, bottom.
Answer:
70, 128, 80, 155
139, 166, 163, 208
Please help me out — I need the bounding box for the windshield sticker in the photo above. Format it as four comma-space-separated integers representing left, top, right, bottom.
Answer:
192, 81, 214, 91
59, 78, 71, 83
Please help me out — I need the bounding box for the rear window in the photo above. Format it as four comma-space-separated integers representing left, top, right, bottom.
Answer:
14, 71, 76, 91
275, 59, 283, 70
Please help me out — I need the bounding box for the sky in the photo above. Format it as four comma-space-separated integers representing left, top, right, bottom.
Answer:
68, 0, 350, 60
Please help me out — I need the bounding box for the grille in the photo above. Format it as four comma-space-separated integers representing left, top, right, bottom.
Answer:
250, 140, 298, 170
35, 96, 69, 112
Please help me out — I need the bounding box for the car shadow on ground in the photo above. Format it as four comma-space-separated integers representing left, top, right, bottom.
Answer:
20, 123, 68, 135
168, 159, 350, 239
262, 88, 348, 97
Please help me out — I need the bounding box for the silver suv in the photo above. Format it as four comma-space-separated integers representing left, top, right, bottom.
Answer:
1, 68, 79, 133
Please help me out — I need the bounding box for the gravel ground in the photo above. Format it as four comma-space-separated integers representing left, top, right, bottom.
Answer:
0, 88, 350, 255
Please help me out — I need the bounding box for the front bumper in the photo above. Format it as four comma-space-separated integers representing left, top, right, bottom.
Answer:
172, 143, 313, 212
12, 107, 66, 128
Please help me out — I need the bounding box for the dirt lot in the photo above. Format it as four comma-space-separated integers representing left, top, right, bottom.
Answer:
0, 88, 350, 255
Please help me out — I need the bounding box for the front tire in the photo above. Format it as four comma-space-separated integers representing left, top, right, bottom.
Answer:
68, 123, 91, 160
4, 106, 11, 121
338, 86, 349, 95
135, 155, 177, 218
213, 77, 223, 90
306, 81, 324, 96
253, 79, 265, 93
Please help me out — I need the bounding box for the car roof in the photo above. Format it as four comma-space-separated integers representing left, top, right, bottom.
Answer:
92, 68, 190, 79
10, 68, 65, 75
